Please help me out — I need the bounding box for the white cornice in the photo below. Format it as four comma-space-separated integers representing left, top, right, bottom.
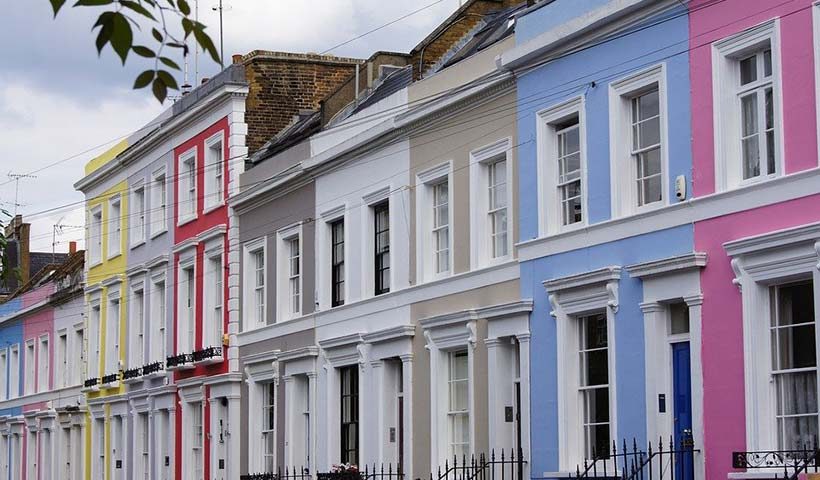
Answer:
318, 332, 365, 351
361, 325, 415, 345
626, 252, 707, 279
197, 224, 227, 244
277, 346, 319, 363
172, 237, 198, 254
543, 266, 622, 293
724, 222, 820, 257
419, 299, 532, 330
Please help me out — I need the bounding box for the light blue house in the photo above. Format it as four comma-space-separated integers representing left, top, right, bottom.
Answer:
500, 1, 703, 478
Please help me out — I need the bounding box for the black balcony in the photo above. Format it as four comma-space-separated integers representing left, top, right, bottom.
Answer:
192, 346, 223, 363
101, 372, 119, 385
142, 361, 164, 375
122, 367, 142, 380
83, 377, 99, 388
166, 353, 192, 368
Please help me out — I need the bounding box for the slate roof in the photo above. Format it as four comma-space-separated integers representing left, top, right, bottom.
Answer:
350, 65, 413, 116
439, 3, 524, 71
248, 110, 321, 165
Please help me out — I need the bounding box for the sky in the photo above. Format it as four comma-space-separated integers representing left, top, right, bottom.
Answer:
0, 0, 462, 252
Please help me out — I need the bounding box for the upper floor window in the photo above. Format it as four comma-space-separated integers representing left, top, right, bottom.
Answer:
89, 207, 102, 265
277, 224, 302, 321
205, 251, 223, 347
56, 331, 67, 389
331, 219, 345, 307
205, 133, 224, 211
374, 202, 390, 296
243, 239, 266, 330
178, 262, 196, 353
150, 168, 167, 237
713, 20, 782, 190
487, 158, 509, 259
24, 340, 35, 395
610, 65, 668, 216
130, 285, 145, 368
108, 197, 121, 258
107, 294, 120, 375
557, 117, 583, 226
9, 345, 19, 399
131, 184, 146, 247
470, 139, 512, 267
433, 181, 450, 275
37, 335, 49, 392
151, 277, 167, 364
179, 149, 197, 222
88, 303, 101, 378
0, 350, 7, 400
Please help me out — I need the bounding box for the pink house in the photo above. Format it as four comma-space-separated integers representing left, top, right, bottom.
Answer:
690, 0, 820, 477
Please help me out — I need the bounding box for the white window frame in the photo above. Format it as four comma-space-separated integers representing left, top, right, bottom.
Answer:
150, 167, 168, 238
108, 196, 122, 259
178, 148, 198, 225
192, 401, 204, 480
129, 281, 146, 369
544, 267, 620, 470
56, 330, 68, 389
416, 162, 454, 283
726, 223, 820, 452
204, 132, 225, 212
318, 205, 346, 310
712, 19, 784, 191
150, 273, 167, 364
24, 339, 35, 395
609, 63, 669, 217
106, 289, 121, 376
0, 349, 7, 400
362, 187, 393, 299
204, 245, 224, 348
177, 256, 196, 354
131, 181, 147, 248
470, 138, 514, 268
37, 335, 49, 393
537, 96, 588, 237
73, 323, 85, 386
9, 345, 19, 399
276, 224, 303, 322
246, 356, 279, 473
243, 237, 268, 331
88, 299, 101, 380
89, 206, 103, 266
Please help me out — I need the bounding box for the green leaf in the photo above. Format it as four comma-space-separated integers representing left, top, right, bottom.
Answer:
119, 0, 156, 20
132, 45, 155, 58
133, 70, 155, 89
49, 0, 67, 16
177, 0, 191, 15
151, 28, 163, 42
74, 0, 114, 5
159, 56, 180, 70
181, 17, 194, 38
94, 15, 114, 55
108, 12, 133, 64
152, 77, 168, 103
193, 27, 220, 64
156, 70, 179, 90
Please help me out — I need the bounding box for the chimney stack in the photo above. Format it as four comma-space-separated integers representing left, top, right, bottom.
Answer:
232, 54, 243, 64
68, 241, 77, 255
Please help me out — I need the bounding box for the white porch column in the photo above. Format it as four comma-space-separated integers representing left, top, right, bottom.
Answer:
516, 333, 531, 479
426, 334, 440, 474
684, 294, 705, 480
485, 338, 503, 453
227, 393, 241, 480
283, 375, 296, 469
168, 407, 177, 480
370, 360, 385, 466
147, 409, 155, 480
307, 371, 318, 477
246, 377, 260, 472
400, 354, 414, 480
640, 301, 666, 444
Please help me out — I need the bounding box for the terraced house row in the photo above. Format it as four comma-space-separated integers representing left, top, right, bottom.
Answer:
4, 0, 820, 479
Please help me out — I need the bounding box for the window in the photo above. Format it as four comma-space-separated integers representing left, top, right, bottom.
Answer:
107, 296, 120, 375
487, 158, 509, 259
192, 402, 203, 480
770, 280, 816, 450
206, 253, 223, 347
74, 327, 85, 385
340, 366, 359, 465
609, 65, 667, 216
289, 238, 301, 316
205, 134, 224, 210
89, 208, 102, 264
433, 181, 450, 275
557, 117, 583, 226
131, 287, 145, 368
0, 350, 6, 400
151, 278, 167, 363
24, 341, 34, 395
89, 303, 101, 378
131, 185, 146, 246
179, 150, 197, 222
151, 169, 167, 236
448, 350, 470, 458
738, 49, 776, 180
138, 413, 149, 480
179, 264, 195, 353
263, 382, 276, 472
331, 219, 345, 307
417, 163, 453, 282
37, 336, 49, 392
712, 20, 782, 190
277, 226, 302, 321
244, 241, 266, 330
374, 203, 390, 295
57, 332, 67, 389
108, 197, 121, 258
96, 419, 105, 480
8, 346, 18, 399
578, 313, 610, 459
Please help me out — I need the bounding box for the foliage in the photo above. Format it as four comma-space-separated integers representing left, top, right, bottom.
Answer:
0, 210, 19, 290
48, 0, 221, 103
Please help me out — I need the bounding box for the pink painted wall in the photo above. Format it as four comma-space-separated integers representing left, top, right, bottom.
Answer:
22, 305, 53, 393
689, 0, 818, 196
695, 193, 820, 478
19, 283, 54, 309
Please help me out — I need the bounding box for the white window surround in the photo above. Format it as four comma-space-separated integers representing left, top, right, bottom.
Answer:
362, 187, 393, 299
470, 138, 514, 269
203, 243, 224, 348
177, 255, 197, 355
609, 63, 670, 218
416, 162, 454, 283
24, 339, 35, 396
537, 96, 588, 237
129, 279, 146, 369
150, 272, 168, 366
712, 19, 784, 191
89, 206, 103, 267
243, 237, 268, 332
244, 354, 280, 472
544, 266, 620, 470
107, 196, 122, 260
318, 205, 347, 310
178, 386, 205, 480
276, 223, 303, 322
131, 181, 147, 249
37, 335, 49, 393
725, 222, 820, 452
151, 167, 168, 238
106, 288, 122, 378
178, 147, 198, 225
204, 132, 225, 212
87, 297, 102, 381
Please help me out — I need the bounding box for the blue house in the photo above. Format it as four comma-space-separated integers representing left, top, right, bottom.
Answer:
500, 1, 703, 478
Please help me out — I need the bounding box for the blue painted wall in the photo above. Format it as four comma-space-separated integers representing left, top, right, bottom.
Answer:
0, 299, 25, 403
512, 3, 694, 477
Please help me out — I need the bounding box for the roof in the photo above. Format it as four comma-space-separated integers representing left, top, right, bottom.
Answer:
249, 110, 321, 165
350, 65, 413, 116
439, 3, 523, 70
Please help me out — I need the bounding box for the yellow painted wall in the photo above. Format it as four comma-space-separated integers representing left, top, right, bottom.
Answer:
84, 140, 129, 176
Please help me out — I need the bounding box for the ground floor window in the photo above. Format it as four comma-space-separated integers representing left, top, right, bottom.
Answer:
340, 366, 359, 465
263, 382, 276, 472
192, 403, 203, 480
579, 313, 610, 459
448, 350, 470, 459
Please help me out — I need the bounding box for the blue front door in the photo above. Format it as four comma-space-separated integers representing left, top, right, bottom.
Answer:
672, 341, 694, 480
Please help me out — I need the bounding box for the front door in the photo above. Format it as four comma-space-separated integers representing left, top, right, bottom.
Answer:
672, 341, 694, 480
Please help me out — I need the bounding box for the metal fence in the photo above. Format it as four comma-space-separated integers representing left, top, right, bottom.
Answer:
434, 448, 526, 480
732, 438, 820, 480
241, 467, 312, 480
572, 438, 697, 480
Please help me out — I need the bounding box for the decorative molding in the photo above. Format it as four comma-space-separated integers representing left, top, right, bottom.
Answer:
172, 237, 198, 254
543, 266, 622, 293
626, 252, 708, 278
683, 294, 704, 307
730, 258, 743, 292
724, 222, 820, 257
197, 224, 227, 244
362, 186, 391, 207
361, 325, 415, 344
639, 301, 664, 314
276, 346, 319, 363
544, 266, 621, 315
317, 332, 364, 351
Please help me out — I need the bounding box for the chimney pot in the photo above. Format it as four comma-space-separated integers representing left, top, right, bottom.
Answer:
232, 54, 243, 64
69, 241, 77, 255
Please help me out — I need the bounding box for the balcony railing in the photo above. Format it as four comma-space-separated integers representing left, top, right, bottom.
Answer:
166, 353, 193, 368
192, 346, 223, 363
101, 372, 120, 385
122, 367, 142, 380
142, 361, 164, 375
83, 377, 99, 388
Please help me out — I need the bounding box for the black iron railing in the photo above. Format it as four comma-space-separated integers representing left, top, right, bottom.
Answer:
241, 467, 312, 480
434, 449, 525, 480
166, 353, 192, 368
142, 361, 164, 375
192, 346, 222, 362
101, 372, 120, 384
122, 367, 142, 380
573, 438, 697, 480
83, 377, 99, 388
732, 438, 820, 480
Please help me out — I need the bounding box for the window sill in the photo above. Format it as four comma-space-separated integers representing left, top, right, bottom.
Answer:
177, 215, 198, 228
88, 259, 103, 269
130, 239, 146, 250
107, 251, 122, 261
142, 370, 167, 380
203, 201, 225, 215
150, 228, 168, 240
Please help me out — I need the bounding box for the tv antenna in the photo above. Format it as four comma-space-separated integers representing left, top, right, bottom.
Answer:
7, 172, 37, 217
52, 220, 84, 262
212, 0, 232, 69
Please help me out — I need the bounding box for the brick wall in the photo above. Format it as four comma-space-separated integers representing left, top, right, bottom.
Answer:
239, 51, 362, 154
